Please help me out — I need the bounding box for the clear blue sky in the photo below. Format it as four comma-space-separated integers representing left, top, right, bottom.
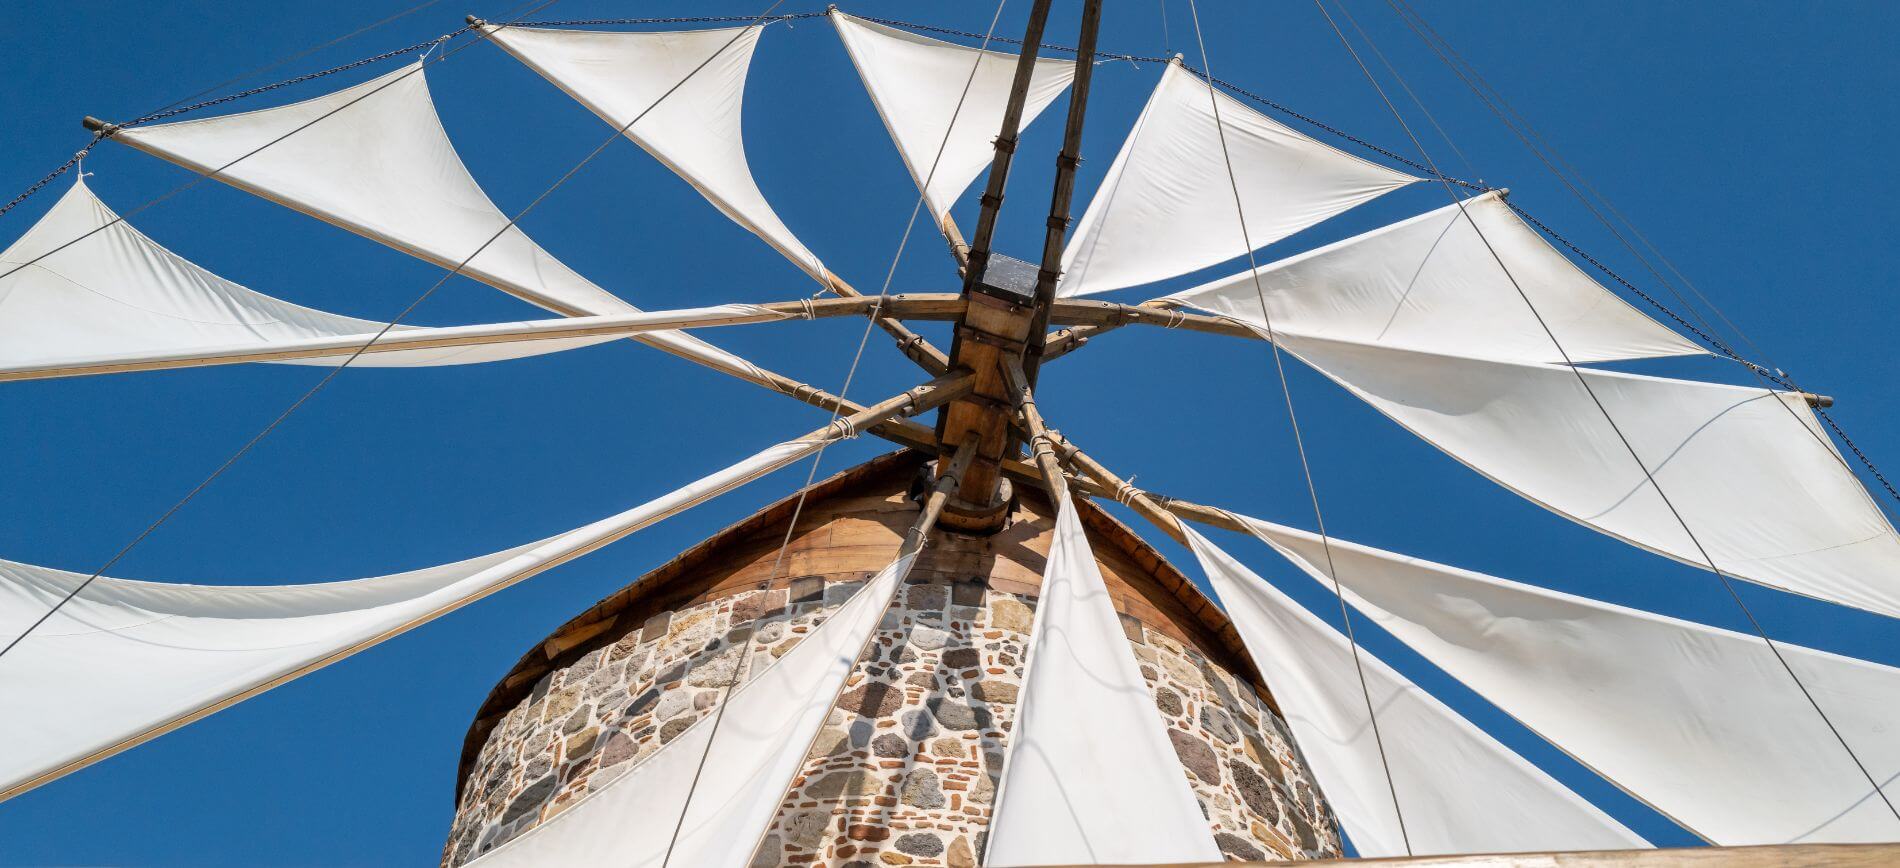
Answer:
3, 1, 1898, 863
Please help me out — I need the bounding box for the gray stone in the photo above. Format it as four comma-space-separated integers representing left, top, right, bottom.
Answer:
1215, 832, 1266, 862
641, 612, 671, 642
1230, 760, 1279, 822
907, 584, 948, 611
894, 832, 944, 857
1154, 686, 1184, 717
500, 775, 555, 825
950, 581, 985, 607
835, 681, 903, 717
1200, 706, 1240, 744
1292, 809, 1320, 851
926, 697, 992, 731
598, 731, 637, 767
900, 767, 945, 808
872, 733, 910, 758
625, 688, 661, 718
907, 624, 949, 651
825, 580, 865, 604
755, 620, 786, 643
568, 648, 603, 680
785, 810, 831, 848
806, 770, 881, 799
562, 707, 592, 734
1169, 729, 1221, 783
906, 670, 936, 689
687, 648, 742, 687
659, 717, 694, 743
899, 708, 939, 740
656, 661, 689, 686
655, 689, 695, 721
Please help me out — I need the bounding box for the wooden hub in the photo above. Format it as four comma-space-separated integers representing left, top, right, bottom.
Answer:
935, 254, 1041, 534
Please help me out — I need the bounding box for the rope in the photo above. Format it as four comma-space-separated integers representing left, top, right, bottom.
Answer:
1182, 0, 1413, 854
0, 0, 577, 663
1312, 0, 1900, 828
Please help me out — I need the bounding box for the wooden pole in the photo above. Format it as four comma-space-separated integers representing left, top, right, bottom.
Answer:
905, 440, 979, 555
1000, 355, 1069, 503
819, 272, 953, 375
1021, 0, 1104, 380
1047, 432, 1188, 545
963, 0, 1054, 273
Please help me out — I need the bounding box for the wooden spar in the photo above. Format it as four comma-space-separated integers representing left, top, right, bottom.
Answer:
1001, 356, 1070, 503
961, 0, 1053, 274
1020, 0, 1104, 381
0, 296, 966, 383
818, 272, 952, 375
1047, 432, 1188, 545
906, 440, 979, 555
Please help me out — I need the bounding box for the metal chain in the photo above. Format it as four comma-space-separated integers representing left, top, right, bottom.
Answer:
0, 141, 102, 218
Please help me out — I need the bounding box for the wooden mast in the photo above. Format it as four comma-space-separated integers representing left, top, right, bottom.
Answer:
934, 0, 1106, 533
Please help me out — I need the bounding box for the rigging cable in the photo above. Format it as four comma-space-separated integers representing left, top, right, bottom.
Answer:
0, 0, 612, 661
1310, 0, 1900, 829
655, 2, 1014, 864
1181, 0, 1413, 855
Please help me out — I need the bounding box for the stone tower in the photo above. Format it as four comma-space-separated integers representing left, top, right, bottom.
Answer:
443, 451, 1342, 865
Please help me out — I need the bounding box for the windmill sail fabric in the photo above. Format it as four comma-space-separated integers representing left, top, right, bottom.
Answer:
1230, 512, 1900, 845
1059, 60, 1415, 298
831, 12, 1075, 225
985, 500, 1220, 865
1168, 192, 1704, 364
0, 178, 629, 375
1277, 332, 1900, 619
482, 24, 827, 283
1181, 526, 1649, 857
0, 434, 831, 801
468, 552, 920, 868
108, 62, 762, 381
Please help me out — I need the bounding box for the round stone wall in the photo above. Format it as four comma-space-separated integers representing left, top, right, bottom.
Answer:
444, 453, 1342, 865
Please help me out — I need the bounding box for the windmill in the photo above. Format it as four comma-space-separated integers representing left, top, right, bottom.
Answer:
2, 2, 1898, 866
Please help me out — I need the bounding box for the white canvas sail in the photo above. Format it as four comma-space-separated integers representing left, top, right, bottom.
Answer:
467, 552, 919, 868
1168, 192, 1704, 363
1230, 511, 1900, 845
109, 62, 762, 381
1182, 526, 1649, 857
1059, 60, 1415, 298
482, 24, 827, 283
830, 12, 1075, 225
0, 178, 632, 374
0, 432, 838, 801
1275, 333, 1900, 620
986, 500, 1221, 865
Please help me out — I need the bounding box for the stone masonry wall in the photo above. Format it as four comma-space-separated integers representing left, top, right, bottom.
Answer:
445, 571, 1341, 865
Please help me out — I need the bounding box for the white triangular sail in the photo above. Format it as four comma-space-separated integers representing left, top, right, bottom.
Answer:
986, 499, 1220, 865
0, 432, 838, 801
1181, 526, 1649, 857
1230, 512, 1900, 845
1276, 333, 1900, 619
109, 62, 762, 380
482, 24, 827, 283
1059, 60, 1416, 298
468, 551, 919, 868
0, 178, 633, 374
1168, 192, 1704, 363
831, 12, 1075, 225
